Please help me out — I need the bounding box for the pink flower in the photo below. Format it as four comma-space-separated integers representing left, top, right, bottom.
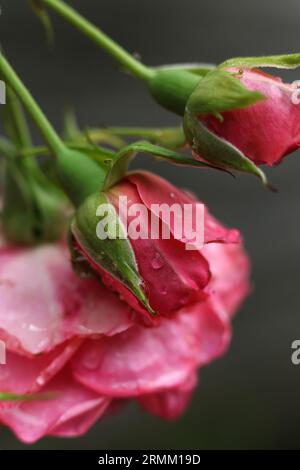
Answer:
0, 226, 249, 443
72, 171, 241, 318
200, 69, 300, 166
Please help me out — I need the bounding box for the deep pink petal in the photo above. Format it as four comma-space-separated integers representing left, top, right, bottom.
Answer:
102, 172, 240, 316
125, 172, 240, 244
201, 69, 300, 166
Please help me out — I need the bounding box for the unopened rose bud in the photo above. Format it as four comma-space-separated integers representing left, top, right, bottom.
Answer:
71, 171, 241, 318
193, 68, 300, 166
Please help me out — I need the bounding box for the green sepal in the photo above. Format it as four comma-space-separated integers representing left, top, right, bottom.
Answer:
219, 53, 300, 70
2, 155, 70, 245
110, 140, 222, 175
183, 111, 269, 186
63, 108, 125, 149
62, 106, 81, 141
65, 138, 218, 194
2, 159, 37, 245
72, 192, 156, 315
29, 0, 54, 46
187, 69, 265, 116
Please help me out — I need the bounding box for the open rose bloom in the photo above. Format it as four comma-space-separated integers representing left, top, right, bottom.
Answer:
0, 173, 250, 443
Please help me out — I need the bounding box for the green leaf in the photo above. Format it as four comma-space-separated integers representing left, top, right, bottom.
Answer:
187, 69, 265, 115
103, 126, 186, 149
72, 192, 156, 315
30, 0, 54, 47
219, 53, 300, 70
183, 111, 269, 187
0, 391, 57, 401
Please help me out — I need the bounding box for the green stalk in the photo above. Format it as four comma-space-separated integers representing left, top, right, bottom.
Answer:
40, 0, 154, 83
5, 86, 32, 149
0, 136, 15, 158
37, 0, 201, 116
0, 53, 109, 205
0, 54, 65, 156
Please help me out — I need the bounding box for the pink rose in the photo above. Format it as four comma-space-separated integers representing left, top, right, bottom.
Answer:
199, 69, 300, 166
72, 171, 241, 318
0, 227, 249, 442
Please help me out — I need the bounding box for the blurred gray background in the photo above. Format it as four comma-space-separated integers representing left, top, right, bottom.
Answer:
1, 0, 300, 450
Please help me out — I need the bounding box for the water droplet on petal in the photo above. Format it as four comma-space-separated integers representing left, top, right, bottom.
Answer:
159, 285, 167, 295
151, 253, 164, 270
180, 293, 190, 306
36, 375, 46, 387
83, 349, 101, 370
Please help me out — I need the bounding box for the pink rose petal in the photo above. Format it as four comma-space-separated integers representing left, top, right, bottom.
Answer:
0, 244, 133, 356
0, 369, 110, 444
138, 372, 197, 420
72, 300, 230, 397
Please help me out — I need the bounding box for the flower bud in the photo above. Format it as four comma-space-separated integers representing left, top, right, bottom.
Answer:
71, 171, 241, 318
190, 68, 300, 166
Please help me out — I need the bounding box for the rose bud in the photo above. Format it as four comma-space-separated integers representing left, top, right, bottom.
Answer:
196, 68, 300, 166
0, 231, 249, 442
71, 171, 241, 318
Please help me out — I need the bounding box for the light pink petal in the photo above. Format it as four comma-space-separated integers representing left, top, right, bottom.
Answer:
0, 340, 81, 399
195, 299, 231, 366
0, 369, 110, 444
0, 244, 133, 356
72, 300, 230, 397
202, 242, 250, 318
138, 372, 197, 420
72, 321, 197, 397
